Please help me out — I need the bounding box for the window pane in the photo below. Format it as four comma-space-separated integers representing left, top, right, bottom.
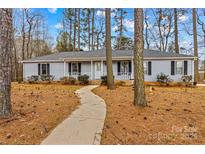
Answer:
72, 63, 78, 73
41, 64, 47, 75
120, 61, 129, 73
177, 61, 183, 67
144, 62, 148, 75
176, 68, 183, 74
176, 61, 183, 74
96, 62, 101, 71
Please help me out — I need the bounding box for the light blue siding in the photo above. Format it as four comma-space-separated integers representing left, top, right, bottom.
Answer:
50, 63, 64, 80
23, 63, 38, 80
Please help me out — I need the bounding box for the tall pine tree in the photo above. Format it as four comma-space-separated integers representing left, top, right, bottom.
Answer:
0, 9, 13, 117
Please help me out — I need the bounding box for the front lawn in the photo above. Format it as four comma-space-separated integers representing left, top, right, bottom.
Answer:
0, 83, 82, 144
93, 86, 205, 144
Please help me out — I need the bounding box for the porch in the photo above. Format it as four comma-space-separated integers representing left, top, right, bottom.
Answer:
62, 59, 134, 80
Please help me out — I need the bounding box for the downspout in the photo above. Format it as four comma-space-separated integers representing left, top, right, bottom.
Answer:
63, 60, 66, 77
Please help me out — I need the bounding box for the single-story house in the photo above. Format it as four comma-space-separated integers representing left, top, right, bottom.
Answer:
21, 49, 195, 82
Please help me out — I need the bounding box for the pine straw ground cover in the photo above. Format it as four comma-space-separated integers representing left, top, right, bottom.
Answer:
93, 86, 205, 144
0, 83, 82, 144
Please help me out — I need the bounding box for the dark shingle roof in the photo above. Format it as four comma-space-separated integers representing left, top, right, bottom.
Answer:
22, 49, 194, 62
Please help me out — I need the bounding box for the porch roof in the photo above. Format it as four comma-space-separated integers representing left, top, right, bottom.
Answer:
22, 49, 195, 63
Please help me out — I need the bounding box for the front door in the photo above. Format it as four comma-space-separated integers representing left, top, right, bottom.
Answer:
94, 62, 102, 79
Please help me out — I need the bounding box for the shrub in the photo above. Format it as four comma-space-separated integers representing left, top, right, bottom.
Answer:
78, 74, 89, 85
60, 76, 76, 85
101, 75, 115, 85
101, 75, 107, 85
181, 75, 192, 86
40, 75, 54, 82
157, 73, 172, 85
27, 75, 39, 84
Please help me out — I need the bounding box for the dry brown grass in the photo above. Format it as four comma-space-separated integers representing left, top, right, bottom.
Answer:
0, 83, 82, 145
93, 85, 205, 144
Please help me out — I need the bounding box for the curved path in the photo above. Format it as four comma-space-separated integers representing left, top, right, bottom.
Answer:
41, 85, 106, 145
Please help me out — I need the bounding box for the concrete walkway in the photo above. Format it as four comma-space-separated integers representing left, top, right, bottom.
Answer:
41, 85, 106, 145
197, 84, 205, 87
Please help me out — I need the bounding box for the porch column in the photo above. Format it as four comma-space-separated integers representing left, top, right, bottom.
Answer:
63, 60, 66, 76
131, 58, 134, 79
101, 60, 103, 76
90, 60, 93, 80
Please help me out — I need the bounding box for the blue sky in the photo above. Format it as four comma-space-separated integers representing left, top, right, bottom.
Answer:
33, 8, 64, 41
39, 8, 135, 42
40, 8, 192, 43
30, 8, 205, 60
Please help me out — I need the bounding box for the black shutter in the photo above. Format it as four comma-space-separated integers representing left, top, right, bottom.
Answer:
47, 64, 50, 75
129, 61, 131, 73
171, 61, 175, 75
38, 64, 40, 75
117, 61, 121, 75
69, 63, 71, 75
148, 61, 152, 75
184, 61, 188, 75
78, 63, 81, 75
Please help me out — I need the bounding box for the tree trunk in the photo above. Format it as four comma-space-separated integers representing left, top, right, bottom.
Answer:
0, 8, 13, 117
13, 30, 18, 81
22, 10, 25, 60
96, 34, 99, 50
144, 12, 150, 49
26, 22, 32, 58
192, 8, 198, 84
174, 8, 179, 53
73, 9, 77, 51
19, 9, 26, 82
134, 8, 147, 106
78, 8, 81, 51
105, 8, 115, 90
87, 9, 91, 51
158, 9, 164, 51
69, 13, 73, 51
204, 56, 205, 80
91, 8, 95, 50
119, 9, 123, 50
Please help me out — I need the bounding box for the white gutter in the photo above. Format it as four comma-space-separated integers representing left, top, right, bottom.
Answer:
20, 59, 63, 63
143, 57, 195, 60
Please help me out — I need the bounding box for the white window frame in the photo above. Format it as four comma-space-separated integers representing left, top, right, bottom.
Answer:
95, 62, 101, 71
144, 61, 148, 75
176, 61, 183, 75
120, 61, 129, 73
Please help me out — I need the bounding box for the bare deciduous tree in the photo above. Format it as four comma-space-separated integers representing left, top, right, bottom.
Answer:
95, 9, 105, 50
144, 9, 150, 49
174, 8, 179, 53
151, 9, 174, 51
197, 9, 205, 79
13, 9, 52, 81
